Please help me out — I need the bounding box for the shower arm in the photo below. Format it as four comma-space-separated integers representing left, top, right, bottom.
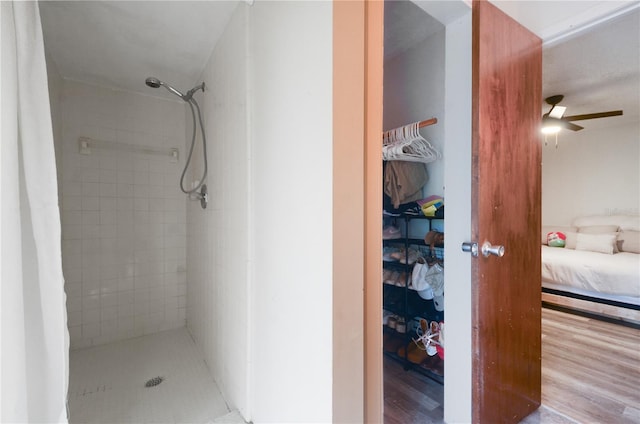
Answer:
183, 83, 205, 102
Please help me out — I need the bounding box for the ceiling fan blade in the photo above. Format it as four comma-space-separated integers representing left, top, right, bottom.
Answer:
562, 121, 584, 131
563, 110, 623, 121
542, 117, 584, 132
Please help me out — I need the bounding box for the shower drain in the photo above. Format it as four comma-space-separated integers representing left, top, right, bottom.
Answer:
145, 376, 164, 388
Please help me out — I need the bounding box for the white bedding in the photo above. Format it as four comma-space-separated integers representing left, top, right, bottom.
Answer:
541, 246, 640, 299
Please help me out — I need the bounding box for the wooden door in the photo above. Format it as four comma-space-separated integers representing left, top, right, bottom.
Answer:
472, 1, 542, 423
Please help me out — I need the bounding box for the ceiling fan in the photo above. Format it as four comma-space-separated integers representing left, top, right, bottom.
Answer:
541, 94, 623, 133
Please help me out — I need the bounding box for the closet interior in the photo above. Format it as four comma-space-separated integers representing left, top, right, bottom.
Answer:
382, 1, 447, 422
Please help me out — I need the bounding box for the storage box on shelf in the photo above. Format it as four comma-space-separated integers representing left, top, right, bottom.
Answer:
383, 214, 444, 383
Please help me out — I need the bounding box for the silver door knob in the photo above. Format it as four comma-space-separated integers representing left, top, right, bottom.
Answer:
461, 242, 478, 257
481, 241, 505, 257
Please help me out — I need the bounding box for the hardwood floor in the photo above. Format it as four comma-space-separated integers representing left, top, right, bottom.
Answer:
383, 356, 444, 424
541, 307, 640, 424
384, 307, 640, 424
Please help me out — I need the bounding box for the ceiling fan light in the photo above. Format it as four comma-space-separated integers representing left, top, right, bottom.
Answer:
541, 125, 561, 134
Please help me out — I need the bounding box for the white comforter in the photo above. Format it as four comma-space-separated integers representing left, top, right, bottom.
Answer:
541, 246, 640, 298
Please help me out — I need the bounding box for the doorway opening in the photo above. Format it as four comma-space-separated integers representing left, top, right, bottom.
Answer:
381, 2, 445, 422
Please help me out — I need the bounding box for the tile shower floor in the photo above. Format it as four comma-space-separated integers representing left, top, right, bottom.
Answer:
68, 327, 244, 424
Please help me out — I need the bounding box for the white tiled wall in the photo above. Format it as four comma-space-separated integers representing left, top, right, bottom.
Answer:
186, 5, 250, 417
58, 80, 187, 349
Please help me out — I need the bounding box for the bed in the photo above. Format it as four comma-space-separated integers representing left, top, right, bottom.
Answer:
541, 215, 640, 312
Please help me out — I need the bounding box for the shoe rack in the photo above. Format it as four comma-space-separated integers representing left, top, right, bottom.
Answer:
382, 215, 444, 384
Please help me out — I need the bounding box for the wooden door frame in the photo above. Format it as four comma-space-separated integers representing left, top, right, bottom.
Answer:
332, 2, 384, 423
362, 1, 384, 422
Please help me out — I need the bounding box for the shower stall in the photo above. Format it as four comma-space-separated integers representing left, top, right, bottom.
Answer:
41, 3, 242, 420
53, 77, 237, 421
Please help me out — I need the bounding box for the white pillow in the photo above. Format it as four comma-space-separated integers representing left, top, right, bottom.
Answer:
564, 231, 578, 249
577, 225, 619, 234
575, 233, 618, 255
577, 225, 620, 252
618, 230, 640, 254
572, 215, 640, 231
619, 216, 640, 231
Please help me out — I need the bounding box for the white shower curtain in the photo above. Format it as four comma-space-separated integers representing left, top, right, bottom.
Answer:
1, 2, 69, 423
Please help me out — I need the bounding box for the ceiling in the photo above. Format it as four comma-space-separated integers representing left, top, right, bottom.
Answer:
40, 0, 640, 126
39, 1, 240, 101
384, 2, 444, 60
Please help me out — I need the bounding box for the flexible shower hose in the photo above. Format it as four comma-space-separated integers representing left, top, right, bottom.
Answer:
180, 98, 207, 195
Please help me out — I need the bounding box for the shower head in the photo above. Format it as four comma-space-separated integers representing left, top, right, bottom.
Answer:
145, 77, 205, 101
145, 76, 186, 100
145, 77, 162, 88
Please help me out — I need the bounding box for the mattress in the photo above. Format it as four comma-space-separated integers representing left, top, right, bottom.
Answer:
541, 245, 640, 300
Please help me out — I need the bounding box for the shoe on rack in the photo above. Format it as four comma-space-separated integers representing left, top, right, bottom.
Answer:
382, 269, 392, 285
396, 272, 409, 287
389, 271, 402, 286
414, 319, 439, 356
383, 246, 402, 262
383, 225, 402, 240
397, 342, 427, 365
384, 332, 404, 353
389, 248, 405, 261
398, 248, 423, 265
403, 205, 423, 216
383, 269, 400, 285
387, 315, 398, 330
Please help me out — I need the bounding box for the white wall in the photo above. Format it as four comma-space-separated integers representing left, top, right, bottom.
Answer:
249, 1, 333, 422
542, 121, 640, 225
443, 11, 473, 424
186, 3, 251, 418
58, 81, 187, 349
384, 26, 446, 202
185, 2, 333, 422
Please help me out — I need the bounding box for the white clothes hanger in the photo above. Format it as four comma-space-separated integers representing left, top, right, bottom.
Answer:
382, 121, 441, 163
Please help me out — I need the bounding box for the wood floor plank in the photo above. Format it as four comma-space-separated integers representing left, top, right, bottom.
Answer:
383, 356, 444, 424
541, 307, 640, 424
